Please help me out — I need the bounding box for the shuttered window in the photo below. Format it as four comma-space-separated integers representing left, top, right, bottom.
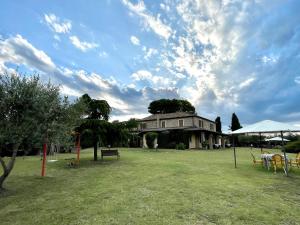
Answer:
179, 119, 184, 127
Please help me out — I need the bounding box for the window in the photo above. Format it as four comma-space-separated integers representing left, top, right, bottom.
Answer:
199, 120, 203, 128
161, 121, 166, 128
210, 123, 214, 130
179, 119, 184, 127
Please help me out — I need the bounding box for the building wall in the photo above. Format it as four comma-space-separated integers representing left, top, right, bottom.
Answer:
139, 115, 216, 132
160, 117, 193, 128
194, 117, 216, 132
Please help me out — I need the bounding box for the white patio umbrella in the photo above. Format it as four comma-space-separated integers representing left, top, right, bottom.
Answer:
231, 120, 300, 176
265, 137, 290, 142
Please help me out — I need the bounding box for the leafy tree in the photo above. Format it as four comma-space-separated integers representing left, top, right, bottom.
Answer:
79, 94, 111, 160
0, 73, 84, 190
230, 113, 242, 131
148, 99, 195, 114
215, 116, 222, 133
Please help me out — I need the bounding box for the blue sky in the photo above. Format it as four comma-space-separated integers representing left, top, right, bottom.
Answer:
1, 0, 300, 129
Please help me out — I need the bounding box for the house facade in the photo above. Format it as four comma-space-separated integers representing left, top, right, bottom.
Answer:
137, 112, 227, 149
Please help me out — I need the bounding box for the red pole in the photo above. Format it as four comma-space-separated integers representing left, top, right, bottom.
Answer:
41, 142, 47, 177
76, 134, 80, 162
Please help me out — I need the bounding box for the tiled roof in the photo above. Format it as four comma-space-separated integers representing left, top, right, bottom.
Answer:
139, 112, 196, 121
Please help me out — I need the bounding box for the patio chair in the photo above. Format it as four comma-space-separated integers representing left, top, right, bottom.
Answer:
289, 152, 300, 168
251, 153, 263, 166
271, 154, 286, 173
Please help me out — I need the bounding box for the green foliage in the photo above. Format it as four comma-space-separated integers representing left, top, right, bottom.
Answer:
0, 73, 86, 188
215, 116, 222, 133
79, 94, 112, 160
0, 73, 84, 149
175, 142, 186, 150
157, 130, 189, 149
81, 93, 111, 120
146, 132, 158, 149
202, 140, 209, 149
79, 118, 138, 149
238, 135, 261, 146
231, 113, 242, 131
285, 140, 300, 153
148, 99, 195, 114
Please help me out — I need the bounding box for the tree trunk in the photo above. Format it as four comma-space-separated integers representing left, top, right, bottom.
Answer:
93, 140, 98, 161
0, 144, 19, 191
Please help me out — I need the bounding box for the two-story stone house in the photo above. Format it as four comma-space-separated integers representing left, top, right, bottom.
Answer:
137, 112, 226, 149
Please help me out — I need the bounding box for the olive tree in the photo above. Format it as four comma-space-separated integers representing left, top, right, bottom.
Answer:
0, 73, 85, 190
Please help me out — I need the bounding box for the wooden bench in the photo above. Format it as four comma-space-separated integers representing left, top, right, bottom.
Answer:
101, 149, 120, 160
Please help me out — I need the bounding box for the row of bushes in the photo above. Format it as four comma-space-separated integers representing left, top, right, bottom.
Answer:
285, 140, 300, 153
145, 132, 187, 150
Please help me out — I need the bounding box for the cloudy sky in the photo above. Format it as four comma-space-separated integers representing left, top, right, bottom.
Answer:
1, 0, 300, 129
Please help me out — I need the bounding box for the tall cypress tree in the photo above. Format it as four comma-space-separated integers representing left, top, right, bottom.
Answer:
215, 116, 222, 133
231, 113, 242, 131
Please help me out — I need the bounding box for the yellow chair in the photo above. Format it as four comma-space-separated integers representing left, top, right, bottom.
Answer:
271, 154, 286, 173
289, 152, 300, 168
251, 153, 263, 166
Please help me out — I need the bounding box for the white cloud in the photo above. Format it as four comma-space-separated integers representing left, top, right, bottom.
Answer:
99, 51, 108, 58
144, 48, 158, 60
0, 34, 56, 72
0, 35, 180, 119
44, 14, 72, 34
131, 70, 152, 81
295, 76, 300, 84
60, 84, 82, 97
69, 36, 98, 52
160, 3, 170, 12
54, 34, 60, 41
122, 0, 172, 40
131, 70, 176, 87
110, 113, 149, 122
239, 77, 256, 89
130, 35, 140, 45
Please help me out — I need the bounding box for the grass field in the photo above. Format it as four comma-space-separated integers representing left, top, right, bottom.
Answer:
1, 148, 300, 225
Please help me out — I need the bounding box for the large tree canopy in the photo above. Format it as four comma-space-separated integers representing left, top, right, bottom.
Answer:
215, 116, 222, 133
148, 99, 195, 114
231, 113, 242, 131
79, 94, 111, 161
0, 73, 85, 190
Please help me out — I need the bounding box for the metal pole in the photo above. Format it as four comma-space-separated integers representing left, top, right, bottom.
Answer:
41, 142, 47, 177
281, 131, 288, 176
76, 133, 81, 162
259, 132, 262, 153
233, 135, 237, 168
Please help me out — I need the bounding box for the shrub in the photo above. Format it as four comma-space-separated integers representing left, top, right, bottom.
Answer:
146, 132, 158, 149
284, 140, 300, 153
176, 143, 186, 150
202, 140, 209, 149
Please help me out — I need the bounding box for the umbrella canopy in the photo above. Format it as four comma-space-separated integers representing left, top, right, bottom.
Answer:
231, 120, 300, 134
230, 120, 300, 176
265, 137, 290, 142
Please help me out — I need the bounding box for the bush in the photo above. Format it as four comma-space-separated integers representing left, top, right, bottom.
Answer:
284, 140, 300, 153
146, 132, 158, 149
202, 140, 208, 149
176, 143, 186, 150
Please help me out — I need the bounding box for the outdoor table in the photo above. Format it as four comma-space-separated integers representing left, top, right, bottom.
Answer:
261, 153, 288, 170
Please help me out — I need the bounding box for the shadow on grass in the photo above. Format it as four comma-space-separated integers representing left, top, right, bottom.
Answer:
55, 157, 122, 170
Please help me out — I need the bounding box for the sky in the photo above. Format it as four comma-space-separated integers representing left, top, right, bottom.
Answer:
1, 0, 300, 129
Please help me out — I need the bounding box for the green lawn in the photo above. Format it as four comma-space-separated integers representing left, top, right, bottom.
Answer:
1, 148, 300, 225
